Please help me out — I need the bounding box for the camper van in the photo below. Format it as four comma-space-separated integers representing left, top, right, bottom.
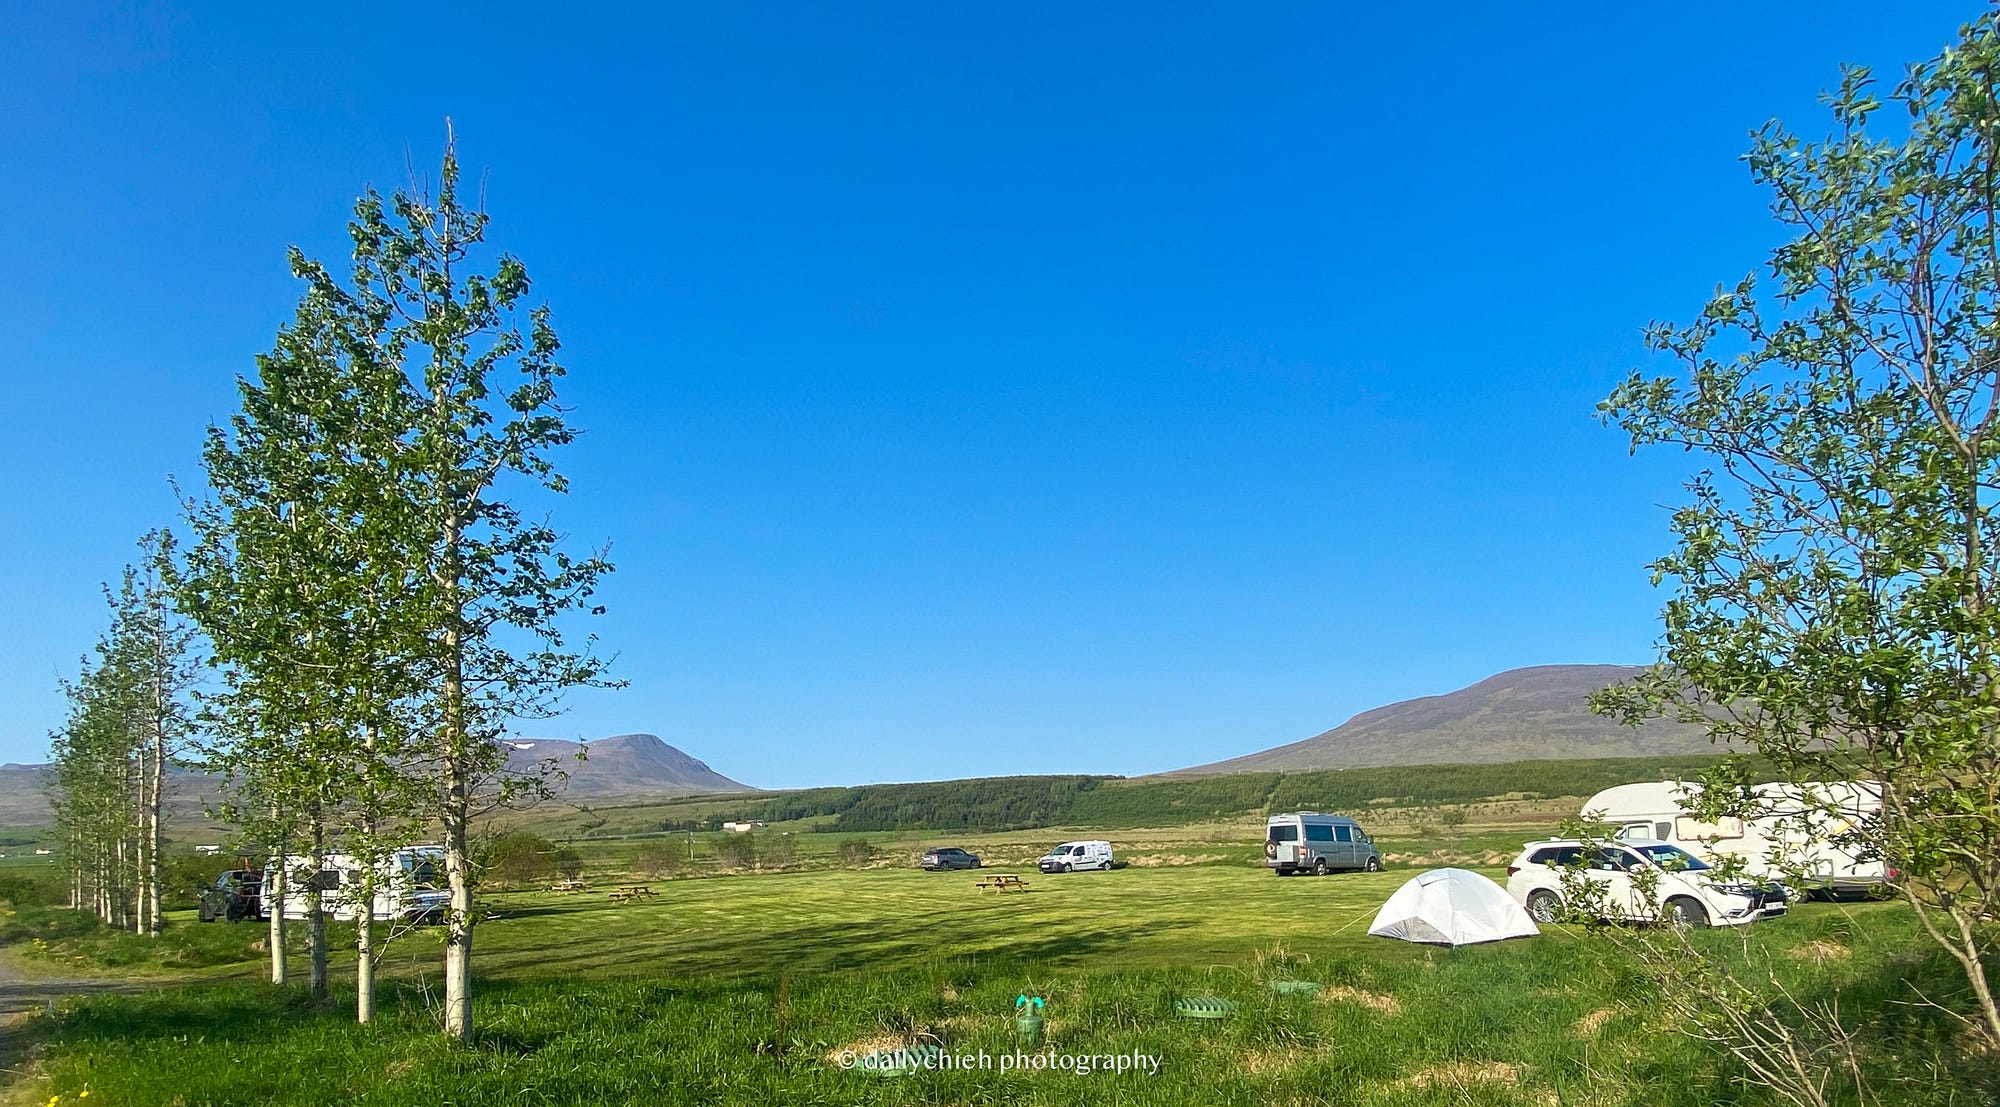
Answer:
268, 846, 451, 923
1582, 780, 1888, 895
1265, 813, 1382, 876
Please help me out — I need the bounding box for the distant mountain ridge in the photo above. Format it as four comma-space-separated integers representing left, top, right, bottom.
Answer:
0, 733, 754, 827
1171, 664, 1719, 775
501, 733, 754, 797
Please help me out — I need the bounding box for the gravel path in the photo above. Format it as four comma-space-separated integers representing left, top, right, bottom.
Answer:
0, 948, 140, 1084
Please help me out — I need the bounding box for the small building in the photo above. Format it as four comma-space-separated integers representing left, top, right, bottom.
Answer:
721, 820, 766, 833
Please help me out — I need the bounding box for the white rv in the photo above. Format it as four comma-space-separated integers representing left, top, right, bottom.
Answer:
269, 846, 451, 923
1582, 780, 1887, 895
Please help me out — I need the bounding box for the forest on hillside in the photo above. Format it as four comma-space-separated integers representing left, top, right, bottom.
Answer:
608, 754, 1746, 835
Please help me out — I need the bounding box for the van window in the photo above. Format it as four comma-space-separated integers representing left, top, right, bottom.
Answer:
1304, 824, 1334, 842
1334, 826, 1354, 843
1655, 821, 1672, 840
1269, 825, 1299, 842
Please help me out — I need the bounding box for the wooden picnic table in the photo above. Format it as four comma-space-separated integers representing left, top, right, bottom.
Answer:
608, 885, 658, 903
973, 874, 1030, 893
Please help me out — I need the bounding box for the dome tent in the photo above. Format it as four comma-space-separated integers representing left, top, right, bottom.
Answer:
1367, 868, 1539, 947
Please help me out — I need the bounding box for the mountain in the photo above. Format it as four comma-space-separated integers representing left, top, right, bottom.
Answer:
501, 733, 755, 797
0, 734, 753, 827
1171, 664, 1720, 774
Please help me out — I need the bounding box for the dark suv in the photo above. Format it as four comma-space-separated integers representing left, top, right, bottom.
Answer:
919, 847, 982, 871
198, 869, 265, 922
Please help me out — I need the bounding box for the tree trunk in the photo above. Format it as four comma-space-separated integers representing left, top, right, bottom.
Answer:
308, 820, 328, 999
439, 504, 475, 1042
145, 611, 167, 938
356, 901, 376, 1024
268, 821, 289, 986
442, 760, 474, 1040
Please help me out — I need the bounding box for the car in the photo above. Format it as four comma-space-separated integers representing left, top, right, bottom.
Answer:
197, 868, 265, 922
919, 847, 981, 871
1037, 840, 1113, 873
1264, 813, 1382, 875
1506, 838, 1788, 928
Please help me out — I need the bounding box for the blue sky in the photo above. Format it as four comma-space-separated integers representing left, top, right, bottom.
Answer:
0, 2, 1976, 788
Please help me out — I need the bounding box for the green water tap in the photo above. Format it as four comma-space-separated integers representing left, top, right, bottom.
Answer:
1015, 995, 1045, 1045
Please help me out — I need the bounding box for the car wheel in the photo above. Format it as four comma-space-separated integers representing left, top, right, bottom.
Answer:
1665, 897, 1709, 929
1313, 858, 1329, 876
1365, 856, 1382, 872
1062, 862, 1073, 873
1525, 889, 1563, 924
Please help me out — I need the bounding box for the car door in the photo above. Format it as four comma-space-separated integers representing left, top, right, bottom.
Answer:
1589, 847, 1645, 919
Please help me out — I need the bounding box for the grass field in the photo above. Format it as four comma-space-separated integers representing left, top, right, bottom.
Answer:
7, 818, 1998, 1107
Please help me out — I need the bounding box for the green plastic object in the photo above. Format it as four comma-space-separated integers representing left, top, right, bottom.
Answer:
1267, 979, 1323, 996
1015, 995, 1045, 1045
1174, 997, 1240, 1019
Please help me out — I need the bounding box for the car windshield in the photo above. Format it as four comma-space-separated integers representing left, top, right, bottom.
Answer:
1633, 843, 1709, 871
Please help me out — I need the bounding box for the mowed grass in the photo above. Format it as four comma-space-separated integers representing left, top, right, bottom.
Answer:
475, 865, 1406, 978
18, 858, 1997, 1107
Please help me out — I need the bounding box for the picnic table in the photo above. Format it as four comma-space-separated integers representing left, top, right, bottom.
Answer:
608, 885, 657, 903
973, 874, 1030, 893
549, 879, 588, 893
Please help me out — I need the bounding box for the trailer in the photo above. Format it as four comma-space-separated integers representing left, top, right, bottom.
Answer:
1581, 780, 1888, 895
268, 846, 451, 923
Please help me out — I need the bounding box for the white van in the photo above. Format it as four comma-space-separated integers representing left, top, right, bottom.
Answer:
1037, 840, 1113, 872
1265, 813, 1382, 876
1583, 780, 1887, 895
269, 846, 452, 923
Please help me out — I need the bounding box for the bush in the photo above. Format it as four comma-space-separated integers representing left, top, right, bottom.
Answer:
712, 833, 755, 871
483, 832, 561, 889
632, 840, 683, 879
837, 839, 876, 867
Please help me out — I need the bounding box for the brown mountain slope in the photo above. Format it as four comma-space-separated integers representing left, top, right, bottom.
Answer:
0, 734, 754, 828
500, 733, 755, 797
1171, 664, 1719, 774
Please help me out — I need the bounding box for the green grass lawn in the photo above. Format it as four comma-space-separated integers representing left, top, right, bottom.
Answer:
12, 855, 1997, 1107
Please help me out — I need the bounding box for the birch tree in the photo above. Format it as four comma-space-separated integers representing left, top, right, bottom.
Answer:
1600, 12, 2000, 1049
302, 134, 614, 1042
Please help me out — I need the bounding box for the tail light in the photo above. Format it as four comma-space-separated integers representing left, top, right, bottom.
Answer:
1506, 865, 1519, 877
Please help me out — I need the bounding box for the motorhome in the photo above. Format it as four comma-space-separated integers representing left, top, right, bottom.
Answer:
268, 846, 451, 923
1582, 780, 1887, 895
1264, 812, 1382, 876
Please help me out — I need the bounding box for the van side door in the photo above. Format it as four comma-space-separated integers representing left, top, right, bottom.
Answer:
1332, 824, 1360, 869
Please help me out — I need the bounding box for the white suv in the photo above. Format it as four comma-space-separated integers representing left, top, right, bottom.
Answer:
1506, 838, 1786, 928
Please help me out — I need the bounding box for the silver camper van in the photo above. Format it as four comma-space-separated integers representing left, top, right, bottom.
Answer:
1265, 812, 1382, 876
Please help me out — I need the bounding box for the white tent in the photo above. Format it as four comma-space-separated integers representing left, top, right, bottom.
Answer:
1367, 868, 1539, 947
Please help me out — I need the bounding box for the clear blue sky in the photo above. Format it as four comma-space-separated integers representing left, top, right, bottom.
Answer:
0, 3, 1976, 788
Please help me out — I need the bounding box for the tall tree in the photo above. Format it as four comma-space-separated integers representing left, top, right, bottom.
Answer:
190, 130, 612, 1037
1599, 12, 2000, 1048
308, 133, 615, 1042
180, 262, 404, 994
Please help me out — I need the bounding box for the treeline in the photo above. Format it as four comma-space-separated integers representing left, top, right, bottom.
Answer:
47, 536, 198, 936
742, 775, 1107, 832
620, 754, 1743, 835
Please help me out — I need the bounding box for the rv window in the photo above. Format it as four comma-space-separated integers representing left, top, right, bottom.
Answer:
1655, 822, 1672, 840
1334, 826, 1353, 843
1304, 825, 1334, 842
1269, 825, 1299, 842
